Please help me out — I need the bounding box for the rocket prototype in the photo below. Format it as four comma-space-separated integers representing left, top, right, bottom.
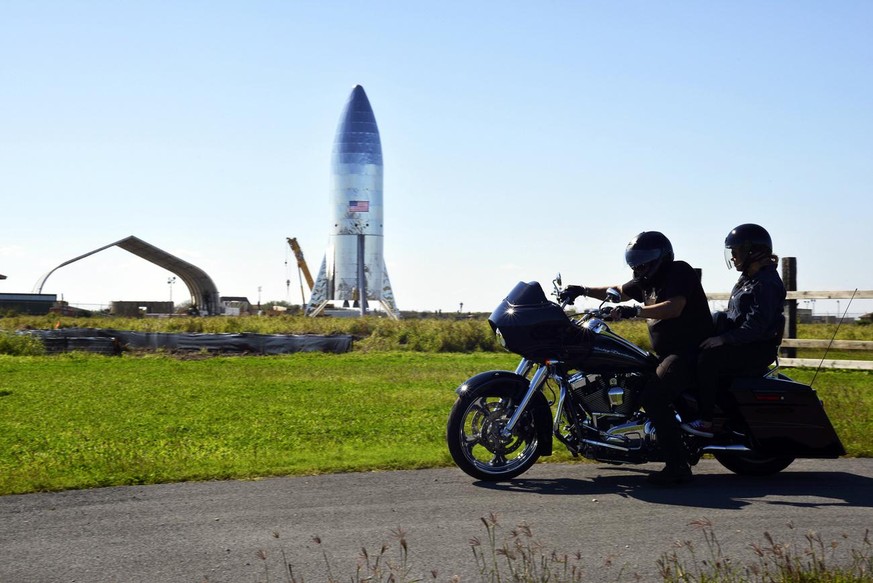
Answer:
306, 85, 399, 318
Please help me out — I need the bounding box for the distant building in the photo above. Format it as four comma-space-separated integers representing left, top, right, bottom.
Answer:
110, 301, 174, 317
797, 308, 813, 324
0, 293, 58, 315
220, 297, 252, 316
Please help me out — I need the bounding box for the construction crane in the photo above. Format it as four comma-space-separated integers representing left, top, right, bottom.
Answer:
286, 237, 314, 305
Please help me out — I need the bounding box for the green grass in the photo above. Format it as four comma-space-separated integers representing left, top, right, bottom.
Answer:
0, 351, 870, 496
0, 352, 515, 494
776, 368, 873, 456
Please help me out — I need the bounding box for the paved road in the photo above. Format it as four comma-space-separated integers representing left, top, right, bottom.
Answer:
2, 459, 872, 583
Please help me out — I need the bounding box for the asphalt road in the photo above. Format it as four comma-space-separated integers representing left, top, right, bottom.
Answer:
2, 458, 872, 583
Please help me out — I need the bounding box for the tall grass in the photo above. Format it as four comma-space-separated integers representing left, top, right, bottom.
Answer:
2, 315, 871, 357
0, 330, 45, 356
0, 315, 655, 354
658, 519, 873, 583
259, 515, 873, 583
357, 318, 501, 352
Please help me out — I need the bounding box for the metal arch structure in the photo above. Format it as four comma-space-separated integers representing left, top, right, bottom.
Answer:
33, 235, 221, 315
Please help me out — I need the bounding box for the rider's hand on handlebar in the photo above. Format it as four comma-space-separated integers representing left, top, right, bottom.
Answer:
610, 305, 641, 321
559, 285, 588, 304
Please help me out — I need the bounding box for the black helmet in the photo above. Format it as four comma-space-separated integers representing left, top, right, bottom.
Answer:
625, 231, 674, 281
724, 223, 773, 270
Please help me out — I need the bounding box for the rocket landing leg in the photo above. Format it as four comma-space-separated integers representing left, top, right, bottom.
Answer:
379, 261, 400, 319
305, 255, 400, 320
305, 257, 330, 317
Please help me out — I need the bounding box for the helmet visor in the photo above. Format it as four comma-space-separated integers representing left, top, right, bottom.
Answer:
724, 246, 740, 269
625, 248, 662, 270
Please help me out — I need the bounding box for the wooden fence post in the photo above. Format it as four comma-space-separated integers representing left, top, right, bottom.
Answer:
782, 257, 797, 358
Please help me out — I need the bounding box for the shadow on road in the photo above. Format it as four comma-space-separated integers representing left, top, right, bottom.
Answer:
473, 469, 873, 510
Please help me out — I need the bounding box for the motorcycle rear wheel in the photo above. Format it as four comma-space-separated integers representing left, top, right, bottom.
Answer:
446, 385, 540, 481
713, 451, 795, 476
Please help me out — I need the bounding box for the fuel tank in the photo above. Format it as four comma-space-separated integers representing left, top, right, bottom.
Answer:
580, 318, 657, 373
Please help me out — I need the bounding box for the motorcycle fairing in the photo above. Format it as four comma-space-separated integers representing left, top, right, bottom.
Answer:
724, 376, 846, 458
489, 281, 593, 362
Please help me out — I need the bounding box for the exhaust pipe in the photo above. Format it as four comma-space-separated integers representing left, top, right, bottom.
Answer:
582, 438, 630, 452
701, 444, 752, 453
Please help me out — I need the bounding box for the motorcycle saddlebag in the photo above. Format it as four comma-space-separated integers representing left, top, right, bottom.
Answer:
725, 376, 845, 458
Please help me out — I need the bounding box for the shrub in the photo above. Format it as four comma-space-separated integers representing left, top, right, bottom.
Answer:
0, 331, 45, 356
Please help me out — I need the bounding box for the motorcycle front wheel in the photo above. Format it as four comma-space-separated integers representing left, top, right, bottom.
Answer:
713, 451, 795, 476
446, 385, 541, 481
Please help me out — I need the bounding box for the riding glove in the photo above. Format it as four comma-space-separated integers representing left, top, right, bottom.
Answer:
559, 285, 588, 303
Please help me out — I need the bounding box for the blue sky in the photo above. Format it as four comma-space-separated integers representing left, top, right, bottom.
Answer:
1, 1, 871, 315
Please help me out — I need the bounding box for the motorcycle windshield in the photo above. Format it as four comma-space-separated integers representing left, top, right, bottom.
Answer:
502, 280, 550, 307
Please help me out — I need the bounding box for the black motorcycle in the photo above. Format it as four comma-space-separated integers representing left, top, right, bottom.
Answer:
446, 276, 845, 481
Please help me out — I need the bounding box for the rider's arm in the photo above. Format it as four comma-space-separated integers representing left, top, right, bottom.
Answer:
584, 285, 634, 302
638, 296, 686, 320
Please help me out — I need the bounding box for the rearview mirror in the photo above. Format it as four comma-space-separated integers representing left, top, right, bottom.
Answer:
605, 287, 621, 303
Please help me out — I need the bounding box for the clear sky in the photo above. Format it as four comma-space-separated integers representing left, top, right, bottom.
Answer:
2, 1, 871, 316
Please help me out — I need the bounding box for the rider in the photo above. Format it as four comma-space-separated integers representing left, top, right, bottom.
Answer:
684, 224, 787, 437
560, 231, 713, 485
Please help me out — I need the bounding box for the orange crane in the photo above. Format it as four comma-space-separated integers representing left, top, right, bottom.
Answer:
287, 237, 314, 304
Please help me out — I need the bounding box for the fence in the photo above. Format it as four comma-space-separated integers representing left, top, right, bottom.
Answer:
706, 257, 873, 371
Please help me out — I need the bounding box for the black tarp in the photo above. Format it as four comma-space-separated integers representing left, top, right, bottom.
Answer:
26, 328, 353, 355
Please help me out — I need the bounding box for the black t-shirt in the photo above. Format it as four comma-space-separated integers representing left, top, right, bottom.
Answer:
622, 260, 714, 357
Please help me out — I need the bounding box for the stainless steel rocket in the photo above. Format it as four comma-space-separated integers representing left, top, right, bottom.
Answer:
306, 85, 399, 318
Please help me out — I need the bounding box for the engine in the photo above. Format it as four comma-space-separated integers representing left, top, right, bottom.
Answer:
568, 371, 646, 419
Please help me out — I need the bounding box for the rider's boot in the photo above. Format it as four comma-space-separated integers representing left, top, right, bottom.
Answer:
681, 418, 714, 438
647, 463, 693, 486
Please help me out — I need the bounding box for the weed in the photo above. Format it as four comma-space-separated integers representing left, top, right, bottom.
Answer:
658, 520, 873, 583
261, 517, 873, 583
0, 331, 45, 356
470, 512, 591, 583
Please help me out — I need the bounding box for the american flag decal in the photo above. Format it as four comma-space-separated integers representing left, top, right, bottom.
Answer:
349, 200, 370, 212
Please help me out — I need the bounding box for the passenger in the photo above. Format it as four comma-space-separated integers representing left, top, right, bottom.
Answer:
561, 231, 713, 485
684, 223, 787, 437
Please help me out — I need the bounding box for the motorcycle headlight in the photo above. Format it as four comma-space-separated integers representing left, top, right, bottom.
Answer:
494, 327, 506, 348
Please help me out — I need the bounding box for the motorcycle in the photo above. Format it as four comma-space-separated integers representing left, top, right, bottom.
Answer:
446, 276, 845, 481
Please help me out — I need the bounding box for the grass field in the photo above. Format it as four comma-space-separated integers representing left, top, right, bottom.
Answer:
1, 351, 870, 496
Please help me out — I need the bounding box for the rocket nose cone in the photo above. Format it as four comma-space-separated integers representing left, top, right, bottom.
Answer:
346, 85, 374, 118
333, 85, 382, 165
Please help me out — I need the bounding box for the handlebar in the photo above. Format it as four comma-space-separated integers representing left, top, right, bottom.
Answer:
576, 305, 615, 321
553, 277, 620, 319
